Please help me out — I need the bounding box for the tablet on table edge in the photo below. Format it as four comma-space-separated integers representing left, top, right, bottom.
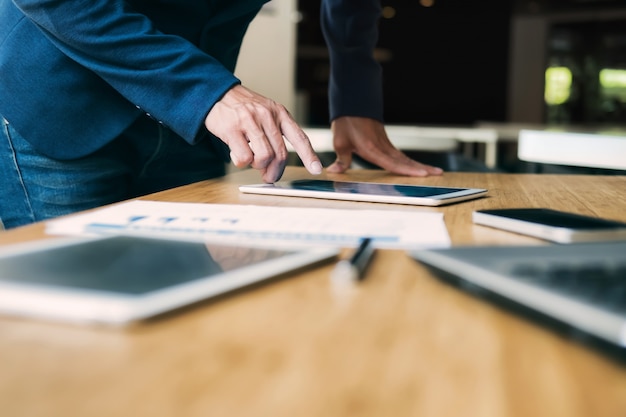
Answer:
239, 179, 488, 206
0, 235, 339, 326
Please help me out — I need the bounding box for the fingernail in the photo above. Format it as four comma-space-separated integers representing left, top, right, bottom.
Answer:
310, 160, 323, 175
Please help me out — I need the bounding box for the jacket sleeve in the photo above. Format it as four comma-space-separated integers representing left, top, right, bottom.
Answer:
11, 0, 243, 144
320, 0, 384, 123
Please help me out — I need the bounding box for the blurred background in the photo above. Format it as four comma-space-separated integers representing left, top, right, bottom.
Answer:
235, 0, 626, 173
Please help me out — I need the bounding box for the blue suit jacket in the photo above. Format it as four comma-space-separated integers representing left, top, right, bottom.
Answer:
0, 0, 383, 160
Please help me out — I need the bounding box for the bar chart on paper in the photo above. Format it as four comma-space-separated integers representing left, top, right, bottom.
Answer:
45, 200, 451, 250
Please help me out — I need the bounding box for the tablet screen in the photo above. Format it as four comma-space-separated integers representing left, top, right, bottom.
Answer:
277, 179, 466, 197
0, 235, 338, 325
0, 236, 293, 295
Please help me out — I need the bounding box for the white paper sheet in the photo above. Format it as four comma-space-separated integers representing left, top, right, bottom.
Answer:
45, 200, 451, 249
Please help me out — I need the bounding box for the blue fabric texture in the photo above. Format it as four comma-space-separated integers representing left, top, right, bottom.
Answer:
0, 115, 225, 229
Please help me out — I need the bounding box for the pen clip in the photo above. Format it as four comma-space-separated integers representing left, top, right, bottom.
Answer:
350, 237, 375, 275
331, 237, 376, 283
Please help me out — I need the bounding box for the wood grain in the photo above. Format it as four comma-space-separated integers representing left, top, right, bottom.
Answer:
1, 167, 625, 417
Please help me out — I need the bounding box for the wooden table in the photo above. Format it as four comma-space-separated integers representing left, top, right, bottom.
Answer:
1, 167, 625, 417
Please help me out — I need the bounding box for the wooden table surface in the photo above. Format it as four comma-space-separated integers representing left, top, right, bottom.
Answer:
1, 167, 625, 417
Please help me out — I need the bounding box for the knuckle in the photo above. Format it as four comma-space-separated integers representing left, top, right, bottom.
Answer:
257, 106, 273, 119
274, 147, 289, 162
235, 150, 254, 166
253, 148, 274, 165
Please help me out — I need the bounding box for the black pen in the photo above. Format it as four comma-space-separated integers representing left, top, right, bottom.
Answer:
331, 237, 376, 282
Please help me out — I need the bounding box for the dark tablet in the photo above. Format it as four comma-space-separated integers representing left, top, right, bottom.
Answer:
0, 235, 338, 326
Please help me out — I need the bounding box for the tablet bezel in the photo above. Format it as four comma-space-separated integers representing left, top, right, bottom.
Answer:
239, 179, 488, 206
0, 235, 338, 326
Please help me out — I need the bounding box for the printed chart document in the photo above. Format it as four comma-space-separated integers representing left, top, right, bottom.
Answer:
45, 200, 451, 250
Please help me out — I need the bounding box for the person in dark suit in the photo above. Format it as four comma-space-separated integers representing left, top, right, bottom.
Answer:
0, 0, 442, 230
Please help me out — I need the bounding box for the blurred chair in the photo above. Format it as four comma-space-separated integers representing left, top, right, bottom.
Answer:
518, 129, 626, 173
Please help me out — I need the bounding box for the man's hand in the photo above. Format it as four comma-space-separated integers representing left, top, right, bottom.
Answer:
205, 85, 323, 183
327, 116, 444, 177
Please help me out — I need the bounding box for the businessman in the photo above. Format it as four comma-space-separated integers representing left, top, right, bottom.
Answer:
0, 0, 442, 229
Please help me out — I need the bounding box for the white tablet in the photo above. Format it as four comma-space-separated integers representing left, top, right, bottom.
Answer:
240, 179, 488, 206
0, 235, 338, 326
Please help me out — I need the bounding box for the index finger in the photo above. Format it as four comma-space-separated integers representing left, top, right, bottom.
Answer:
280, 119, 323, 175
